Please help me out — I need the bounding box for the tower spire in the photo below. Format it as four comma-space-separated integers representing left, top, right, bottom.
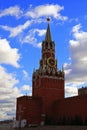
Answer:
45, 18, 52, 42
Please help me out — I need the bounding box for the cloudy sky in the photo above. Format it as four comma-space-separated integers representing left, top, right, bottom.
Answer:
0, 0, 87, 120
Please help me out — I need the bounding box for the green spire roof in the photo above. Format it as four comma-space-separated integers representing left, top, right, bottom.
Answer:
45, 23, 52, 42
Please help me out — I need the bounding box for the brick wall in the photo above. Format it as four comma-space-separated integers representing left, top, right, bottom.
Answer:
53, 95, 87, 123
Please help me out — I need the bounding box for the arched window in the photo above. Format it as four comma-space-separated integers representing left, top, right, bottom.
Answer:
45, 42, 48, 49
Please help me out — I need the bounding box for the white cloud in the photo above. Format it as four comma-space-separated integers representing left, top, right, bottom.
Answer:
65, 81, 85, 97
69, 18, 79, 23
21, 85, 32, 91
36, 42, 42, 48
0, 38, 20, 67
35, 29, 46, 36
0, 20, 32, 37
20, 28, 45, 48
0, 6, 23, 18
20, 84, 32, 96
65, 24, 87, 82
64, 24, 87, 96
0, 66, 33, 120
72, 24, 81, 33
70, 40, 79, 47
65, 85, 78, 97
22, 70, 30, 80
25, 4, 68, 21
0, 66, 32, 120
0, 4, 68, 49
0, 66, 20, 120
0, 4, 68, 21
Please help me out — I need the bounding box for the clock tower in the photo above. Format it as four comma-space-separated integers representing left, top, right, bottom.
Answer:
32, 21, 64, 116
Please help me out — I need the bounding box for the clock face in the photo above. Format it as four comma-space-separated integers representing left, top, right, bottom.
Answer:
47, 57, 56, 67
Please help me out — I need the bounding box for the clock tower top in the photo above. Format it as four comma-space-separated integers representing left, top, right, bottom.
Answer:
33, 21, 64, 77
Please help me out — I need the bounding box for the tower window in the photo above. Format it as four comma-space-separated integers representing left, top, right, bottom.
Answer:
50, 42, 53, 49
45, 42, 48, 49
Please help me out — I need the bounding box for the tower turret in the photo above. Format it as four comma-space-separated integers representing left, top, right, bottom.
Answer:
39, 21, 58, 76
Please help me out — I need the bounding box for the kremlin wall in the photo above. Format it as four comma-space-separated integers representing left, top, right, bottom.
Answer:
16, 22, 87, 127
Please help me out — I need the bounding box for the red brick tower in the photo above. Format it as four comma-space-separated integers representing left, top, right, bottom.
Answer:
32, 20, 64, 117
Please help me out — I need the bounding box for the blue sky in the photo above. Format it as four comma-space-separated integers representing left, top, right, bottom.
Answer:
0, 0, 87, 120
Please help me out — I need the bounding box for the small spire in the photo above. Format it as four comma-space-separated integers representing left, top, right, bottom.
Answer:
45, 18, 52, 42
62, 64, 64, 72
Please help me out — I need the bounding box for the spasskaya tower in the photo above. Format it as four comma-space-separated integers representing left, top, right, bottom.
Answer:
16, 19, 87, 127
32, 19, 64, 116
